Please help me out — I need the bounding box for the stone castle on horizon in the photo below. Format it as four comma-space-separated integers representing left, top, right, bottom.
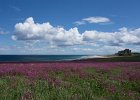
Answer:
116, 49, 132, 56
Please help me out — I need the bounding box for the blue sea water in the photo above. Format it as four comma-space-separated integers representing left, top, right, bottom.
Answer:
0, 55, 89, 62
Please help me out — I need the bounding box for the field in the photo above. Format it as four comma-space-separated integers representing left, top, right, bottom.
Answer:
0, 62, 140, 100
77, 55, 140, 62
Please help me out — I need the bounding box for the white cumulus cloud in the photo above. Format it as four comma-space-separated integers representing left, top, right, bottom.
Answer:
12, 17, 140, 47
83, 27, 140, 45
12, 17, 83, 46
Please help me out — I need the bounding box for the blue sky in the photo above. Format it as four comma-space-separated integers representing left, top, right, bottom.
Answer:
0, 0, 140, 55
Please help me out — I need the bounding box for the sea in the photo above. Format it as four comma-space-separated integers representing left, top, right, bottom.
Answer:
0, 55, 107, 62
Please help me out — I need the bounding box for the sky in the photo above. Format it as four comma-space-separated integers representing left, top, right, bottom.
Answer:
0, 0, 140, 55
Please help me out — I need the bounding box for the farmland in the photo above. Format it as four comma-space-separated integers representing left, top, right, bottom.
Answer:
0, 62, 140, 100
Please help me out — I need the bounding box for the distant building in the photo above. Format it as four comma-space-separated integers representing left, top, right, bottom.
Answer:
117, 49, 131, 56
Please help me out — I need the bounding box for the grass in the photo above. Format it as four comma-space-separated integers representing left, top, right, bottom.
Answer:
0, 62, 140, 100
84, 55, 140, 62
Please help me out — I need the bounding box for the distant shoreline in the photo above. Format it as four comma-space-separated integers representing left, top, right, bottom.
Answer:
0, 55, 140, 63
73, 55, 140, 62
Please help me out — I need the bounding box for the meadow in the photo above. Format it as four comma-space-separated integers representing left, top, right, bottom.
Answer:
0, 62, 140, 100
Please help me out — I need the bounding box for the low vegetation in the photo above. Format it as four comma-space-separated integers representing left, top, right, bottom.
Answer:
0, 62, 140, 100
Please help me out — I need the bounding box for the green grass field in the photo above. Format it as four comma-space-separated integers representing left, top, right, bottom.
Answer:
81, 56, 140, 62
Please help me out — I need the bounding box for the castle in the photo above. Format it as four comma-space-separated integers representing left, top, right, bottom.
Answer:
117, 49, 132, 56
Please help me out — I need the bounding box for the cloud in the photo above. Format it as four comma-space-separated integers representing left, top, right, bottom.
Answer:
95, 45, 126, 54
73, 47, 93, 51
83, 27, 140, 46
12, 17, 140, 47
83, 17, 110, 23
12, 17, 83, 46
75, 16, 111, 25
0, 28, 8, 34
9, 5, 21, 12
74, 21, 86, 25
